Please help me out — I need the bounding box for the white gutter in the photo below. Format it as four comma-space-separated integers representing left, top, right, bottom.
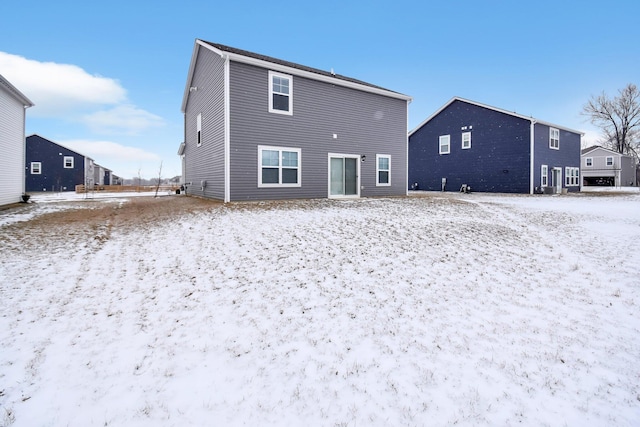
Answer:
224, 54, 231, 203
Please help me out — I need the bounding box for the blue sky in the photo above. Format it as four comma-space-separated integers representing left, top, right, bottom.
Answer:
2, 0, 638, 179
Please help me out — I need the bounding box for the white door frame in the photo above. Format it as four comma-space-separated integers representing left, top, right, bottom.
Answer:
551, 167, 562, 193
328, 153, 360, 198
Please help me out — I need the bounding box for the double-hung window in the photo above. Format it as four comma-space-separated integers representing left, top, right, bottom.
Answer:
258, 145, 301, 187
31, 162, 41, 174
606, 156, 613, 166
541, 165, 548, 187
439, 135, 450, 154
269, 71, 292, 115
549, 128, 559, 150
565, 167, 579, 186
585, 157, 593, 167
461, 132, 471, 149
376, 154, 391, 186
63, 156, 74, 168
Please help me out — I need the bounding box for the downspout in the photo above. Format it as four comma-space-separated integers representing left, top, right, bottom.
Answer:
22, 107, 27, 196
529, 119, 536, 194
223, 54, 231, 203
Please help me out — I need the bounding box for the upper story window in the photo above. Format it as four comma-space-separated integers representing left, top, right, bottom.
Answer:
258, 145, 301, 187
31, 162, 41, 174
376, 154, 391, 186
439, 135, 450, 155
585, 157, 593, 167
196, 113, 202, 147
549, 128, 559, 150
269, 71, 293, 115
461, 132, 471, 149
63, 156, 74, 168
606, 156, 613, 166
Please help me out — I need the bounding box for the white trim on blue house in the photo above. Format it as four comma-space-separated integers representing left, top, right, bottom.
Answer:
409, 97, 584, 137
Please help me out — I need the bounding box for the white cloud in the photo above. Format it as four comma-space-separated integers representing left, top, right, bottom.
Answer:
0, 52, 126, 115
61, 139, 160, 162
83, 104, 165, 135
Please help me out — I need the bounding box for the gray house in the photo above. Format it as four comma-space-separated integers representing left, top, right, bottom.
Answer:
0, 74, 33, 206
581, 146, 637, 187
180, 40, 411, 202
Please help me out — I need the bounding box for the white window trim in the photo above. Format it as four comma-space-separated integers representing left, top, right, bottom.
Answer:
196, 113, 202, 147
461, 132, 471, 149
376, 154, 391, 186
605, 156, 614, 166
268, 71, 293, 116
549, 128, 559, 150
565, 167, 580, 187
258, 145, 301, 188
585, 157, 593, 167
439, 135, 450, 155
31, 162, 42, 175
63, 156, 74, 168
541, 164, 548, 187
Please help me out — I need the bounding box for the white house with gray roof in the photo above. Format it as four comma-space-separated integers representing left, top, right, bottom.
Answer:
0, 74, 33, 206
581, 146, 637, 187
180, 39, 412, 202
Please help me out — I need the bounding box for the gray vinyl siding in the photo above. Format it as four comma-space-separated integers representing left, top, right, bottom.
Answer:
184, 48, 226, 199
228, 61, 408, 201
0, 86, 26, 206
582, 148, 637, 186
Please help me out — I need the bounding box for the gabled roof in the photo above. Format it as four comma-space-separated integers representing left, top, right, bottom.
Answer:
27, 134, 93, 161
0, 73, 34, 107
409, 96, 584, 137
181, 39, 411, 112
581, 145, 632, 157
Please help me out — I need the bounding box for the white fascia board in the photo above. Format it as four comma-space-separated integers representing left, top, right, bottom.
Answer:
0, 74, 34, 107
409, 96, 585, 137
180, 42, 203, 113
200, 41, 411, 102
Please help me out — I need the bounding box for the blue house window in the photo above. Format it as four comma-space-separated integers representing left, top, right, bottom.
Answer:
541, 165, 548, 187
63, 156, 74, 168
269, 71, 293, 115
462, 132, 471, 149
565, 167, 579, 186
31, 162, 41, 174
549, 128, 559, 150
258, 145, 301, 187
439, 135, 450, 155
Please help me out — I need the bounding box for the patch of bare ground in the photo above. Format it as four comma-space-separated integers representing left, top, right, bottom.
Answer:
0, 196, 219, 252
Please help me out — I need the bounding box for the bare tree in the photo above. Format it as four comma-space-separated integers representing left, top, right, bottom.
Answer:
582, 83, 640, 159
154, 161, 163, 198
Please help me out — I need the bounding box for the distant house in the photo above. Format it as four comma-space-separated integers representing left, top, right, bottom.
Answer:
409, 97, 583, 194
180, 39, 412, 202
25, 134, 95, 192
581, 146, 637, 187
0, 74, 33, 206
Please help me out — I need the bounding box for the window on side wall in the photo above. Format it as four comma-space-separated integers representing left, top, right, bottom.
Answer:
63, 156, 74, 168
541, 165, 548, 187
606, 156, 613, 166
196, 113, 202, 147
461, 132, 471, 149
376, 154, 391, 186
549, 128, 559, 150
439, 135, 450, 155
258, 145, 301, 187
565, 167, 579, 186
269, 71, 293, 115
585, 157, 592, 167
31, 162, 41, 174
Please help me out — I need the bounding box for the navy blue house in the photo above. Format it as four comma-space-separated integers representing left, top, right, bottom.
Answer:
409, 97, 583, 194
25, 134, 92, 192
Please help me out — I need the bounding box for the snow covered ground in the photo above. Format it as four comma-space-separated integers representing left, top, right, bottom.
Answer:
1, 191, 639, 426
